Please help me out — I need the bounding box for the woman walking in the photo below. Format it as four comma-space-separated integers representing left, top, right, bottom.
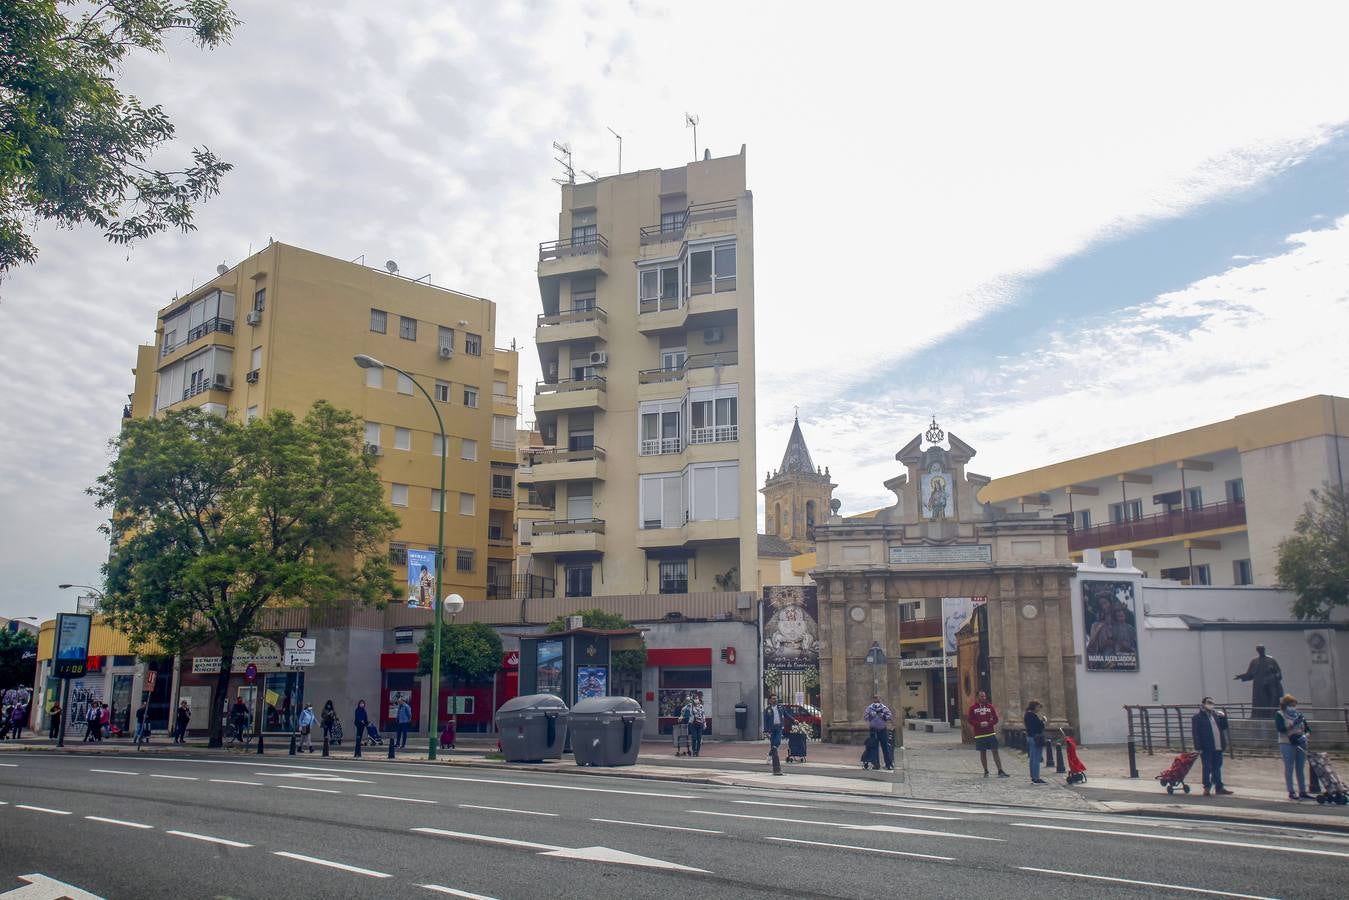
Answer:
353, 699, 369, 746
1274, 694, 1312, 801
321, 700, 337, 744
1024, 699, 1048, 784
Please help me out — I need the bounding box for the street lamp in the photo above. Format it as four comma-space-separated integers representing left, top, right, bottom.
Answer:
354, 353, 449, 760
443, 593, 465, 744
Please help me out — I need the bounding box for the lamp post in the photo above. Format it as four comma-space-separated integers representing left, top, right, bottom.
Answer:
57, 584, 105, 613
354, 354, 448, 760
443, 593, 464, 745
55, 584, 106, 747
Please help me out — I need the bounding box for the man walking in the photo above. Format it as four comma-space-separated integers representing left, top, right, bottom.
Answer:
47, 699, 62, 740
395, 696, 412, 749
863, 694, 895, 771
1191, 696, 1233, 796
684, 693, 706, 758
763, 694, 794, 775
967, 691, 1008, 777
173, 701, 191, 744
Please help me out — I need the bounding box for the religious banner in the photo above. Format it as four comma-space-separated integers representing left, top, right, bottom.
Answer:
921, 461, 954, 520
1082, 580, 1139, 672
761, 585, 819, 670
941, 597, 986, 654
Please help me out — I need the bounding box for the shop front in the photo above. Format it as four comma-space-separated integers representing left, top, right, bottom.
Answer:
178, 637, 303, 734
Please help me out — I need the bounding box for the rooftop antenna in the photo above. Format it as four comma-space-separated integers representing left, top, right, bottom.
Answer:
551, 141, 575, 185
607, 126, 623, 173
684, 113, 700, 161
580, 168, 600, 182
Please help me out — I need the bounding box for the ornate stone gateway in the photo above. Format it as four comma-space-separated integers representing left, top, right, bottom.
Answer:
812, 420, 1077, 744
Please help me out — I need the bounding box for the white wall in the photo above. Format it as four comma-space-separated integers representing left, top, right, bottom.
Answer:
1242, 434, 1349, 584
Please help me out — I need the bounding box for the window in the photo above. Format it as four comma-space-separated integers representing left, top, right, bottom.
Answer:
688, 461, 738, 522
461, 439, 477, 461
364, 421, 381, 448
1109, 499, 1143, 523
1233, 559, 1253, 585
1185, 487, 1203, 509
438, 326, 454, 356
465, 333, 482, 356
687, 241, 736, 295
638, 265, 682, 310
456, 548, 474, 573
492, 473, 513, 498
493, 380, 509, 400
659, 560, 689, 594
639, 400, 682, 455
690, 385, 739, 443
394, 427, 411, 451
397, 372, 413, 395
370, 309, 387, 333
431, 489, 443, 513
1193, 564, 1212, 586
365, 366, 382, 389
250, 346, 262, 370
660, 209, 684, 237
565, 565, 592, 598
661, 347, 687, 371
1225, 478, 1245, 504
566, 486, 593, 520
493, 415, 513, 450
459, 493, 476, 516
399, 316, 417, 341
435, 380, 450, 402
640, 472, 685, 528
570, 215, 597, 245
433, 435, 445, 457
253, 288, 266, 311
1071, 509, 1091, 530
463, 387, 479, 408
245, 405, 259, 423
391, 483, 409, 507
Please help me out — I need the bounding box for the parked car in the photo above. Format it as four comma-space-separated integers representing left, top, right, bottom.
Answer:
781, 703, 821, 739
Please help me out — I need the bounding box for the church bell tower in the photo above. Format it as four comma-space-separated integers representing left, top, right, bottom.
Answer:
761, 415, 836, 554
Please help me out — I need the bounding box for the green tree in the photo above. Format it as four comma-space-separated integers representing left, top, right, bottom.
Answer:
0, 0, 240, 279
544, 608, 646, 676
0, 627, 38, 688
92, 401, 399, 746
1277, 484, 1349, 620
417, 621, 503, 713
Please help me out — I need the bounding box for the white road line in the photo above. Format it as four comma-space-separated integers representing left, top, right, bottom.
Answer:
273, 852, 391, 878
277, 785, 340, 794
15, 805, 70, 815
732, 800, 815, 809
148, 774, 197, 781
420, 887, 499, 900
0, 763, 19, 767
1012, 823, 1349, 859
458, 804, 555, 817
166, 830, 252, 848
692, 810, 1002, 841
871, 811, 963, 821
766, 836, 954, 862
360, 793, 438, 804
1018, 866, 1277, 899
211, 779, 263, 786
86, 816, 154, 830
411, 828, 563, 852
591, 818, 723, 834
90, 769, 140, 776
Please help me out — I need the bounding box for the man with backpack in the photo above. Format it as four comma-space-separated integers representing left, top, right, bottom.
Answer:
681, 693, 707, 757
863, 695, 895, 771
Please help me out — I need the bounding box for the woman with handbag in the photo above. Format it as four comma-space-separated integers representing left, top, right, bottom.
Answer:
1024, 699, 1047, 784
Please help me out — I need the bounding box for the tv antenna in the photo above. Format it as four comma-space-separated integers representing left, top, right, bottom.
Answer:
551, 141, 575, 185
607, 126, 623, 173
580, 168, 600, 182
684, 113, 700, 161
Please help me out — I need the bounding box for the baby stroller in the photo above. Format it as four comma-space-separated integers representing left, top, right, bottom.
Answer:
326, 719, 343, 746
362, 722, 383, 746
1063, 732, 1087, 785
1157, 751, 1200, 795
1309, 751, 1349, 805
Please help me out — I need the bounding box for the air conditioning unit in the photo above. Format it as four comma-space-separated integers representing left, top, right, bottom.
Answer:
364, 443, 383, 456
703, 327, 724, 344
588, 350, 608, 366
438, 345, 453, 359
245, 369, 260, 384
245, 310, 262, 327
213, 373, 233, 390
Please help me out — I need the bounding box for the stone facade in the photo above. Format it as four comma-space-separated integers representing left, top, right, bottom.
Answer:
761, 416, 836, 554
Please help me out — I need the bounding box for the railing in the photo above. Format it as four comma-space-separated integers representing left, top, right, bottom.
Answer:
521, 491, 552, 510
690, 274, 736, 296
537, 306, 607, 328
491, 485, 513, 499
182, 380, 212, 400
686, 350, 737, 369
1069, 501, 1246, 551
535, 376, 607, 395
487, 575, 557, 600
639, 199, 738, 245
640, 437, 682, 456
638, 367, 685, 384
162, 316, 234, 356
689, 425, 738, 444
539, 233, 609, 262
1124, 704, 1349, 756
638, 295, 683, 315
491, 438, 515, 451
532, 518, 606, 536
899, 616, 942, 641
528, 446, 606, 466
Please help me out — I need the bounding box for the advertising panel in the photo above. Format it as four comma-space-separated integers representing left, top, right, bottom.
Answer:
407, 549, 437, 608
940, 597, 986, 654
536, 639, 563, 695
53, 613, 92, 678
1082, 580, 1139, 672
761, 585, 819, 670
576, 666, 607, 700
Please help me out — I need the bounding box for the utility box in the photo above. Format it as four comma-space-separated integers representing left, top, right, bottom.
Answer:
497, 693, 568, 762
570, 696, 646, 767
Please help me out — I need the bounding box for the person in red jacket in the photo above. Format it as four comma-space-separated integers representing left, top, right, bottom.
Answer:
967, 691, 1008, 777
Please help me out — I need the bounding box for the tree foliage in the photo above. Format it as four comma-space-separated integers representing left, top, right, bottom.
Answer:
417, 621, 503, 689
92, 401, 399, 745
544, 608, 646, 675
0, 627, 38, 688
1277, 484, 1349, 620
0, 0, 240, 280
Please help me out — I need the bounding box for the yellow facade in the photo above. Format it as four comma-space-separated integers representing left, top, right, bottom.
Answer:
128, 243, 518, 600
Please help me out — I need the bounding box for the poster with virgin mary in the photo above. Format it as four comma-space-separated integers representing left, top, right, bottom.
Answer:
921, 462, 954, 519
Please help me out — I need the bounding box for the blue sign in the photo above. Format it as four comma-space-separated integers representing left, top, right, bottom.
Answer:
53, 613, 92, 679
407, 549, 437, 608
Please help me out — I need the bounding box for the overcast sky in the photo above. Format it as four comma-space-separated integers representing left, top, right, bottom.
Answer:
3, 1, 1349, 621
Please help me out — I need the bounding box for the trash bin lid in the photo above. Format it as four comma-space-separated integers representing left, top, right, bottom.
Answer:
497, 693, 569, 713
570, 696, 645, 718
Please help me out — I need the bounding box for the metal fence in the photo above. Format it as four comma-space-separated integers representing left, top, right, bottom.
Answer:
1124, 704, 1349, 756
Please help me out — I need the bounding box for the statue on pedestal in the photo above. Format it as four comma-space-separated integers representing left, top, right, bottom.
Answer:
1234, 644, 1283, 714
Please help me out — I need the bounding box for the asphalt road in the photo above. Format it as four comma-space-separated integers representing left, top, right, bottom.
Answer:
0, 752, 1345, 899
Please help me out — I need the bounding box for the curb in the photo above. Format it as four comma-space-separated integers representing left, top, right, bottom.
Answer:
1104, 801, 1349, 834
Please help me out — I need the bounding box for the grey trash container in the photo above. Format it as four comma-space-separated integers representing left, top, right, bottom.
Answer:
497, 693, 568, 762
570, 697, 646, 767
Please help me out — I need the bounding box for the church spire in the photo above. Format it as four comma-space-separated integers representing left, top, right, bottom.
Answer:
778, 414, 817, 476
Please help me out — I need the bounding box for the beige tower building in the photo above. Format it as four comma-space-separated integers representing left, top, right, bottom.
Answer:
528, 148, 757, 598
128, 242, 519, 601
762, 416, 836, 554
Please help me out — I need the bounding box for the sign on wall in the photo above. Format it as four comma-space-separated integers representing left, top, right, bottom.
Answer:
1082, 580, 1140, 672
536, 639, 563, 695
941, 597, 986, 654
577, 666, 608, 700
889, 545, 992, 565
407, 549, 437, 608
190, 638, 284, 674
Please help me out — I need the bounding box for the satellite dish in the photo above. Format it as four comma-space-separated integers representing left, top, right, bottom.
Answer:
385, 260, 399, 275
216, 263, 228, 275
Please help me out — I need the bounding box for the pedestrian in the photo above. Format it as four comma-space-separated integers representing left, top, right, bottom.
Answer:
0, 704, 10, 740
173, 701, 191, 744
99, 702, 111, 739
967, 691, 1008, 777
230, 695, 250, 742
1190, 696, 1233, 796
1274, 693, 1312, 801
48, 700, 62, 740
353, 699, 369, 746
440, 717, 456, 750
86, 702, 102, 742
863, 694, 895, 771
762, 693, 794, 774
9, 703, 25, 740
1024, 699, 1047, 784
297, 703, 316, 752
134, 702, 149, 744
686, 692, 706, 758
395, 696, 412, 749
321, 700, 337, 744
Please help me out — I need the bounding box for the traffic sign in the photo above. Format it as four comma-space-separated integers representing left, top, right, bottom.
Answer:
283, 636, 316, 667
144, 670, 157, 692
245, 662, 258, 682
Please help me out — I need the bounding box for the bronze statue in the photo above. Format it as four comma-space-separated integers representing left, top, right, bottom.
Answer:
1234, 644, 1283, 713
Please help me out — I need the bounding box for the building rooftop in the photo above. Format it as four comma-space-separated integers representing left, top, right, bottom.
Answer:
757, 533, 797, 558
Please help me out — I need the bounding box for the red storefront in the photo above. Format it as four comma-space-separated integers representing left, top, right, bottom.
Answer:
378, 650, 521, 733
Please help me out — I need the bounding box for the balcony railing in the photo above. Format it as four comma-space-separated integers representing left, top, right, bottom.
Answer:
1068, 501, 1247, 552
686, 350, 737, 369
528, 446, 606, 465
638, 295, 683, 315
638, 367, 686, 384
532, 518, 606, 536
535, 376, 606, 395
690, 425, 738, 444
537, 306, 608, 328
639, 199, 738, 245
900, 616, 943, 641
491, 438, 515, 451
640, 437, 682, 456
539, 233, 609, 262
491, 485, 514, 499
487, 574, 557, 600
162, 316, 234, 356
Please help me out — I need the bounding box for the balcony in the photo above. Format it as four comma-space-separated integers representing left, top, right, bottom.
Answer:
538, 234, 609, 280
487, 574, 557, 600
161, 317, 234, 357
536, 305, 608, 345
900, 617, 943, 642
529, 446, 607, 483
531, 518, 606, 556
636, 517, 739, 549
638, 200, 738, 247
636, 294, 687, 333
1068, 501, 1247, 552
534, 376, 606, 416
690, 425, 738, 445
639, 437, 683, 456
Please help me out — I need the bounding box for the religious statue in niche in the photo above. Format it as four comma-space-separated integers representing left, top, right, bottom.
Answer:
921, 462, 953, 520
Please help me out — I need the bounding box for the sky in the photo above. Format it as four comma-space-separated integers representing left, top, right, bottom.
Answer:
3, 1, 1349, 620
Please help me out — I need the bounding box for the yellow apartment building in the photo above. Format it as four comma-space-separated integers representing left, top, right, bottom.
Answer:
127, 242, 519, 601
527, 147, 757, 599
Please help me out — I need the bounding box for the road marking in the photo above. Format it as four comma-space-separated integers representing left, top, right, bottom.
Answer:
1012, 823, 1349, 859
148, 774, 197, 781
277, 785, 340, 794
871, 811, 963, 821
15, 805, 70, 815
211, 779, 263, 786
412, 828, 563, 852
257, 772, 374, 784
89, 769, 139, 776
539, 846, 709, 873
591, 818, 723, 834
85, 816, 153, 830
420, 887, 499, 900
766, 836, 954, 862
458, 804, 555, 817
692, 810, 1002, 841
0, 763, 18, 767
166, 830, 251, 848
3, 873, 104, 899
273, 852, 391, 878
361, 793, 437, 804
732, 800, 815, 809
1018, 867, 1277, 899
